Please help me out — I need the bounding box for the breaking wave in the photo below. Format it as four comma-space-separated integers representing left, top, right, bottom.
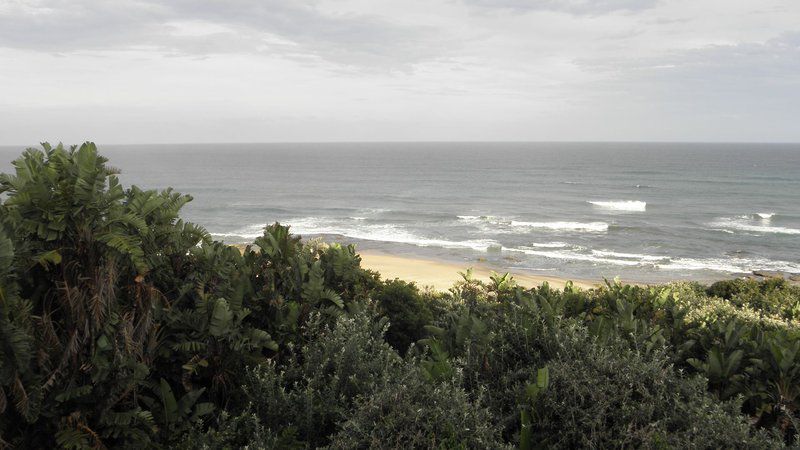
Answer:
213, 217, 500, 252
510, 221, 609, 232
588, 200, 647, 212
457, 215, 609, 233
708, 217, 800, 235
211, 213, 800, 275
508, 245, 800, 273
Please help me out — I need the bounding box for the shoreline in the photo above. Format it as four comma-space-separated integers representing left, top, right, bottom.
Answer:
233, 241, 799, 292
232, 243, 602, 290
358, 249, 601, 291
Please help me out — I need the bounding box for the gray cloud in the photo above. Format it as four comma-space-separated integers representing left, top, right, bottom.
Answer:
567, 33, 800, 140
1, 0, 798, 143
578, 32, 800, 93
0, 0, 445, 68
462, 0, 659, 15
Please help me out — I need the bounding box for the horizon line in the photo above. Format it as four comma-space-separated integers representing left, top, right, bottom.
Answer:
2, 139, 800, 147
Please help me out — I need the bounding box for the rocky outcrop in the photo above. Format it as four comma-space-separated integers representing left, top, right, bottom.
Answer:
752, 270, 784, 279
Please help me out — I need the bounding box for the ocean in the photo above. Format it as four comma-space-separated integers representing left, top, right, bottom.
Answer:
2, 142, 799, 282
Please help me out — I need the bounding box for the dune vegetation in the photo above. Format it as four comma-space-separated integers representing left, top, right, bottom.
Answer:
1, 143, 799, 448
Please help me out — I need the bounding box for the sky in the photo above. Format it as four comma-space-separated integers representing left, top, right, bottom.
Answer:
0, 0, 799, 144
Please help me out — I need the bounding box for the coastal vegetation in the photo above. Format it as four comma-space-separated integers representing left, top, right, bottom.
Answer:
1, 143, 799, 448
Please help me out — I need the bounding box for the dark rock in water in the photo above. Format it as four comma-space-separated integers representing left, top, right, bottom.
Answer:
752, 270, 784, 279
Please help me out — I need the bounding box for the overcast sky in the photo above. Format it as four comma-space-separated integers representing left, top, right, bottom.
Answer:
1, 0, 798, 144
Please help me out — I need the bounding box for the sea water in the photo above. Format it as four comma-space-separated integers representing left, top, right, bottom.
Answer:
1, 142, 798, 282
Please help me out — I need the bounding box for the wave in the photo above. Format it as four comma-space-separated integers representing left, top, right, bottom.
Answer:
510, 221, 609, 232
290, 217, 502, 251
510, 245, 800, 273
457, 215, 504, 224
658, 257, 800, 274
512, 247, 641, 266
458, 216, 609, 234
213, 217, 500, 252
529, 242, 570, 248
588, 200, 646, 212
756, 212, 775, 219
708, 217, 800, 235
591, 250, 667, 262
213, 220, 800, 274
212, 224, 268, 240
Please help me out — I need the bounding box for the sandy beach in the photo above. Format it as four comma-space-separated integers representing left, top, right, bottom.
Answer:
232, 243, 608, 290
359, 250, 599, 291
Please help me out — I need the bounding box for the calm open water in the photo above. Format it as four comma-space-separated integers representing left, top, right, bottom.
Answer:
2, 142, 799, 282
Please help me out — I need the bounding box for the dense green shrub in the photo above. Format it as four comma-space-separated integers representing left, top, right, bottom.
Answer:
529, 326, 781, 448
0, 143, 197, 447
326, 372, 507, 449
0, 143, 375, 448
373, 279, 434, 354
177, 411, 301, 450
237, 311, 403, 448
189, 310, 504, 449
420, 281, 792, 447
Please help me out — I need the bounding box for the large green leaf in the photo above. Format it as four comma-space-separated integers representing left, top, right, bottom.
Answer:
209, 299, 233, 337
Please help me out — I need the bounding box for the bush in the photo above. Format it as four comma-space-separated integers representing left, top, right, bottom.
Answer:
0, 143, 199, 447
194, 309, 507, 449
529, 327, 782, 448
327, 373, 508, 449
373, 279, 434, 354
176, 411, 302, 450
419, 286, 787, 447
236, 310, 404, 447
0, 143, 382, 448
707, 278, 800, 321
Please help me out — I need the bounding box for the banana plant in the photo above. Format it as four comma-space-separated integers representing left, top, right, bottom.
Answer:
688, 347, 746, 399
489, 271, 517, 295
748, 334, 800, 435
0, 143, 172, 447
419, 339, 454, 383
519, 367, 549, 450
140, 378, 214, 439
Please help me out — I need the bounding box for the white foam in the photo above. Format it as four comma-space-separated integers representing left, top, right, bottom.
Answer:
529, 241, 570, 248
359, 208, 389, 214
656, 258, 744, 273
756, 212, 775, 219
458, 216, 609, 234
510, 245, 800, 274
588, 200, 646, 212
658, 257, 800, 274
457, 215, 505, 224
708, 217, 800, 235
457, 215, 485, 223
212, 224, 266, 240
512, 247, 641, 266
591, 249, 667, 262
510, 221, 609, 232
259, 217, 502, 252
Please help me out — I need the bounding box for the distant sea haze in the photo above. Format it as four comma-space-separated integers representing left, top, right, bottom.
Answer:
2, 142, 798, 282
